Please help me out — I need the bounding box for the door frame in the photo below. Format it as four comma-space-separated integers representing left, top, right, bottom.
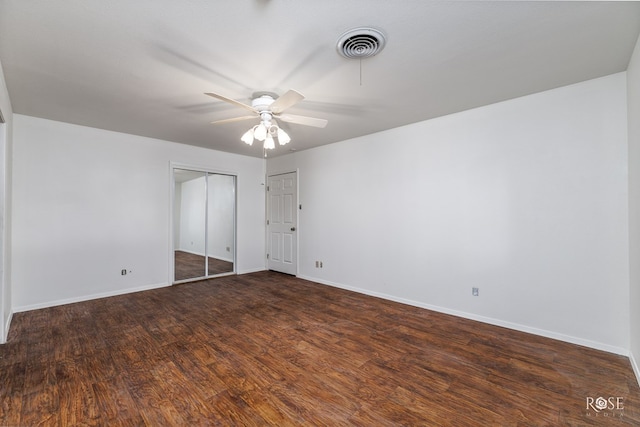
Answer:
169, 162, 238, 284
266, 170, 299, 276
0, 113, 7, 344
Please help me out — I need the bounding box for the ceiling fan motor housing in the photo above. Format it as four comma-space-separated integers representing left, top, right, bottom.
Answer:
252, 95, 276, 113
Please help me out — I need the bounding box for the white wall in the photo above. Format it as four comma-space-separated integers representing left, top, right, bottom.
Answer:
12, 115, 265, 311
0, 58, 13, 343
268, 73, 630, 354
178, 176, 207, 255
207, 174, 235, 261
628, 33, 640, 381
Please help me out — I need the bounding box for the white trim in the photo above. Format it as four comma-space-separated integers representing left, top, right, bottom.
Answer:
266, 170, 299, 276
13, 270, 266, 314
296, 168, 300, 277
204, 173, 209, 276
13, 282, 170, 313
170, 161, 238, 178
237, 267, 267, 275
168, 163, 175, 285
0, 310, 11, 344
0, 119, 8, 345
630, 351, 640, 388
299, 274, 630, 357
170, 162, 238, 284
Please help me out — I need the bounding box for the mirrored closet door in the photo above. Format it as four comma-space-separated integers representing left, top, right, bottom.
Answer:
173, 168, 236, 283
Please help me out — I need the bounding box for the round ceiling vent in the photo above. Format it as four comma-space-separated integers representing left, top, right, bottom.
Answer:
336, 27, 387, 59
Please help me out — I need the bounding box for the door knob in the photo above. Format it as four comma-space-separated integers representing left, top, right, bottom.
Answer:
291, 227, 296, 231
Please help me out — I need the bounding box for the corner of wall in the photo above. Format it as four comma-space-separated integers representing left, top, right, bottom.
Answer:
630, 350, 640, 388
0, 56, 13, 346
0, 310, 11, 344
627, 29, 640, 390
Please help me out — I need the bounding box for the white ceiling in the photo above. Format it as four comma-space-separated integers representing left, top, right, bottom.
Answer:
0, 1, 639, 158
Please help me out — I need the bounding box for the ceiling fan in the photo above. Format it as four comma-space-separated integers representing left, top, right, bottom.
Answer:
205, 89, 328, 149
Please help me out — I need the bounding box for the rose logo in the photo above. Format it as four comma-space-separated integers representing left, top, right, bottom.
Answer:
595, 397, 608, 410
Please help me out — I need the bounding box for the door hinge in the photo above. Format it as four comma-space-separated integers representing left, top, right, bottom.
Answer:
267, 185, 270, 191
266, 253, 270, 259
267, 219, 269, 225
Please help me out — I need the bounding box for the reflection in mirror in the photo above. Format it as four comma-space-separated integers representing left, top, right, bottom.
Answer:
207, 174, 235, 275
173, 169, 235, 282
174, 169, 206, 281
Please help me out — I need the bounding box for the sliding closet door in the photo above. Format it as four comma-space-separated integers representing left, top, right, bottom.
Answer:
174, 169, 207, 281
206, 174, 235, 275
173, 168, 236, 283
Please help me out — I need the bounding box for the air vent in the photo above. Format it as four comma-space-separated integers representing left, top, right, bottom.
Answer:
336, 27, 387, 59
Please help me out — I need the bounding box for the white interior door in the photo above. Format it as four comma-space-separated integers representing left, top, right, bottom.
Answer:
267, 172, 297, 275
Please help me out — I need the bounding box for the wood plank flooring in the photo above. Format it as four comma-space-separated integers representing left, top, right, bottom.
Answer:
1, 271, 639, 425
174, 250, 234, 281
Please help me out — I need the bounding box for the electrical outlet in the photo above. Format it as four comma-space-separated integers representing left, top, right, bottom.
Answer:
121, 269, 127, 276
472, 287, 479, 296
320, 261, 323, 268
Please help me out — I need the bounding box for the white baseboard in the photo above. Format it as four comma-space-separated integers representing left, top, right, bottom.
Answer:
13, 282, 170, 313
299, 274, 629, 357
237, 268, 267, 275
12, 270, 269, 314
630, 351, 640, 388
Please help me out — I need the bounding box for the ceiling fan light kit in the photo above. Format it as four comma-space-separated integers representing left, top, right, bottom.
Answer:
205, 27, 387, 152
240, 122, 291, 148
205, 89, 327, 151
277, 127, 291, 144
240, 127, 256, 145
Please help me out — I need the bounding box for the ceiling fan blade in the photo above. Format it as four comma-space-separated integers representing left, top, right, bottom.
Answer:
211, 115, 257, 125
277, 113, 328, 128
270, 89, 304, 114
205, 92, 257, 114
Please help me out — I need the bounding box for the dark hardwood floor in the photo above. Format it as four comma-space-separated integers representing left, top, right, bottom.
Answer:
1, 271, 638, 425
174, 250, 233, 281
